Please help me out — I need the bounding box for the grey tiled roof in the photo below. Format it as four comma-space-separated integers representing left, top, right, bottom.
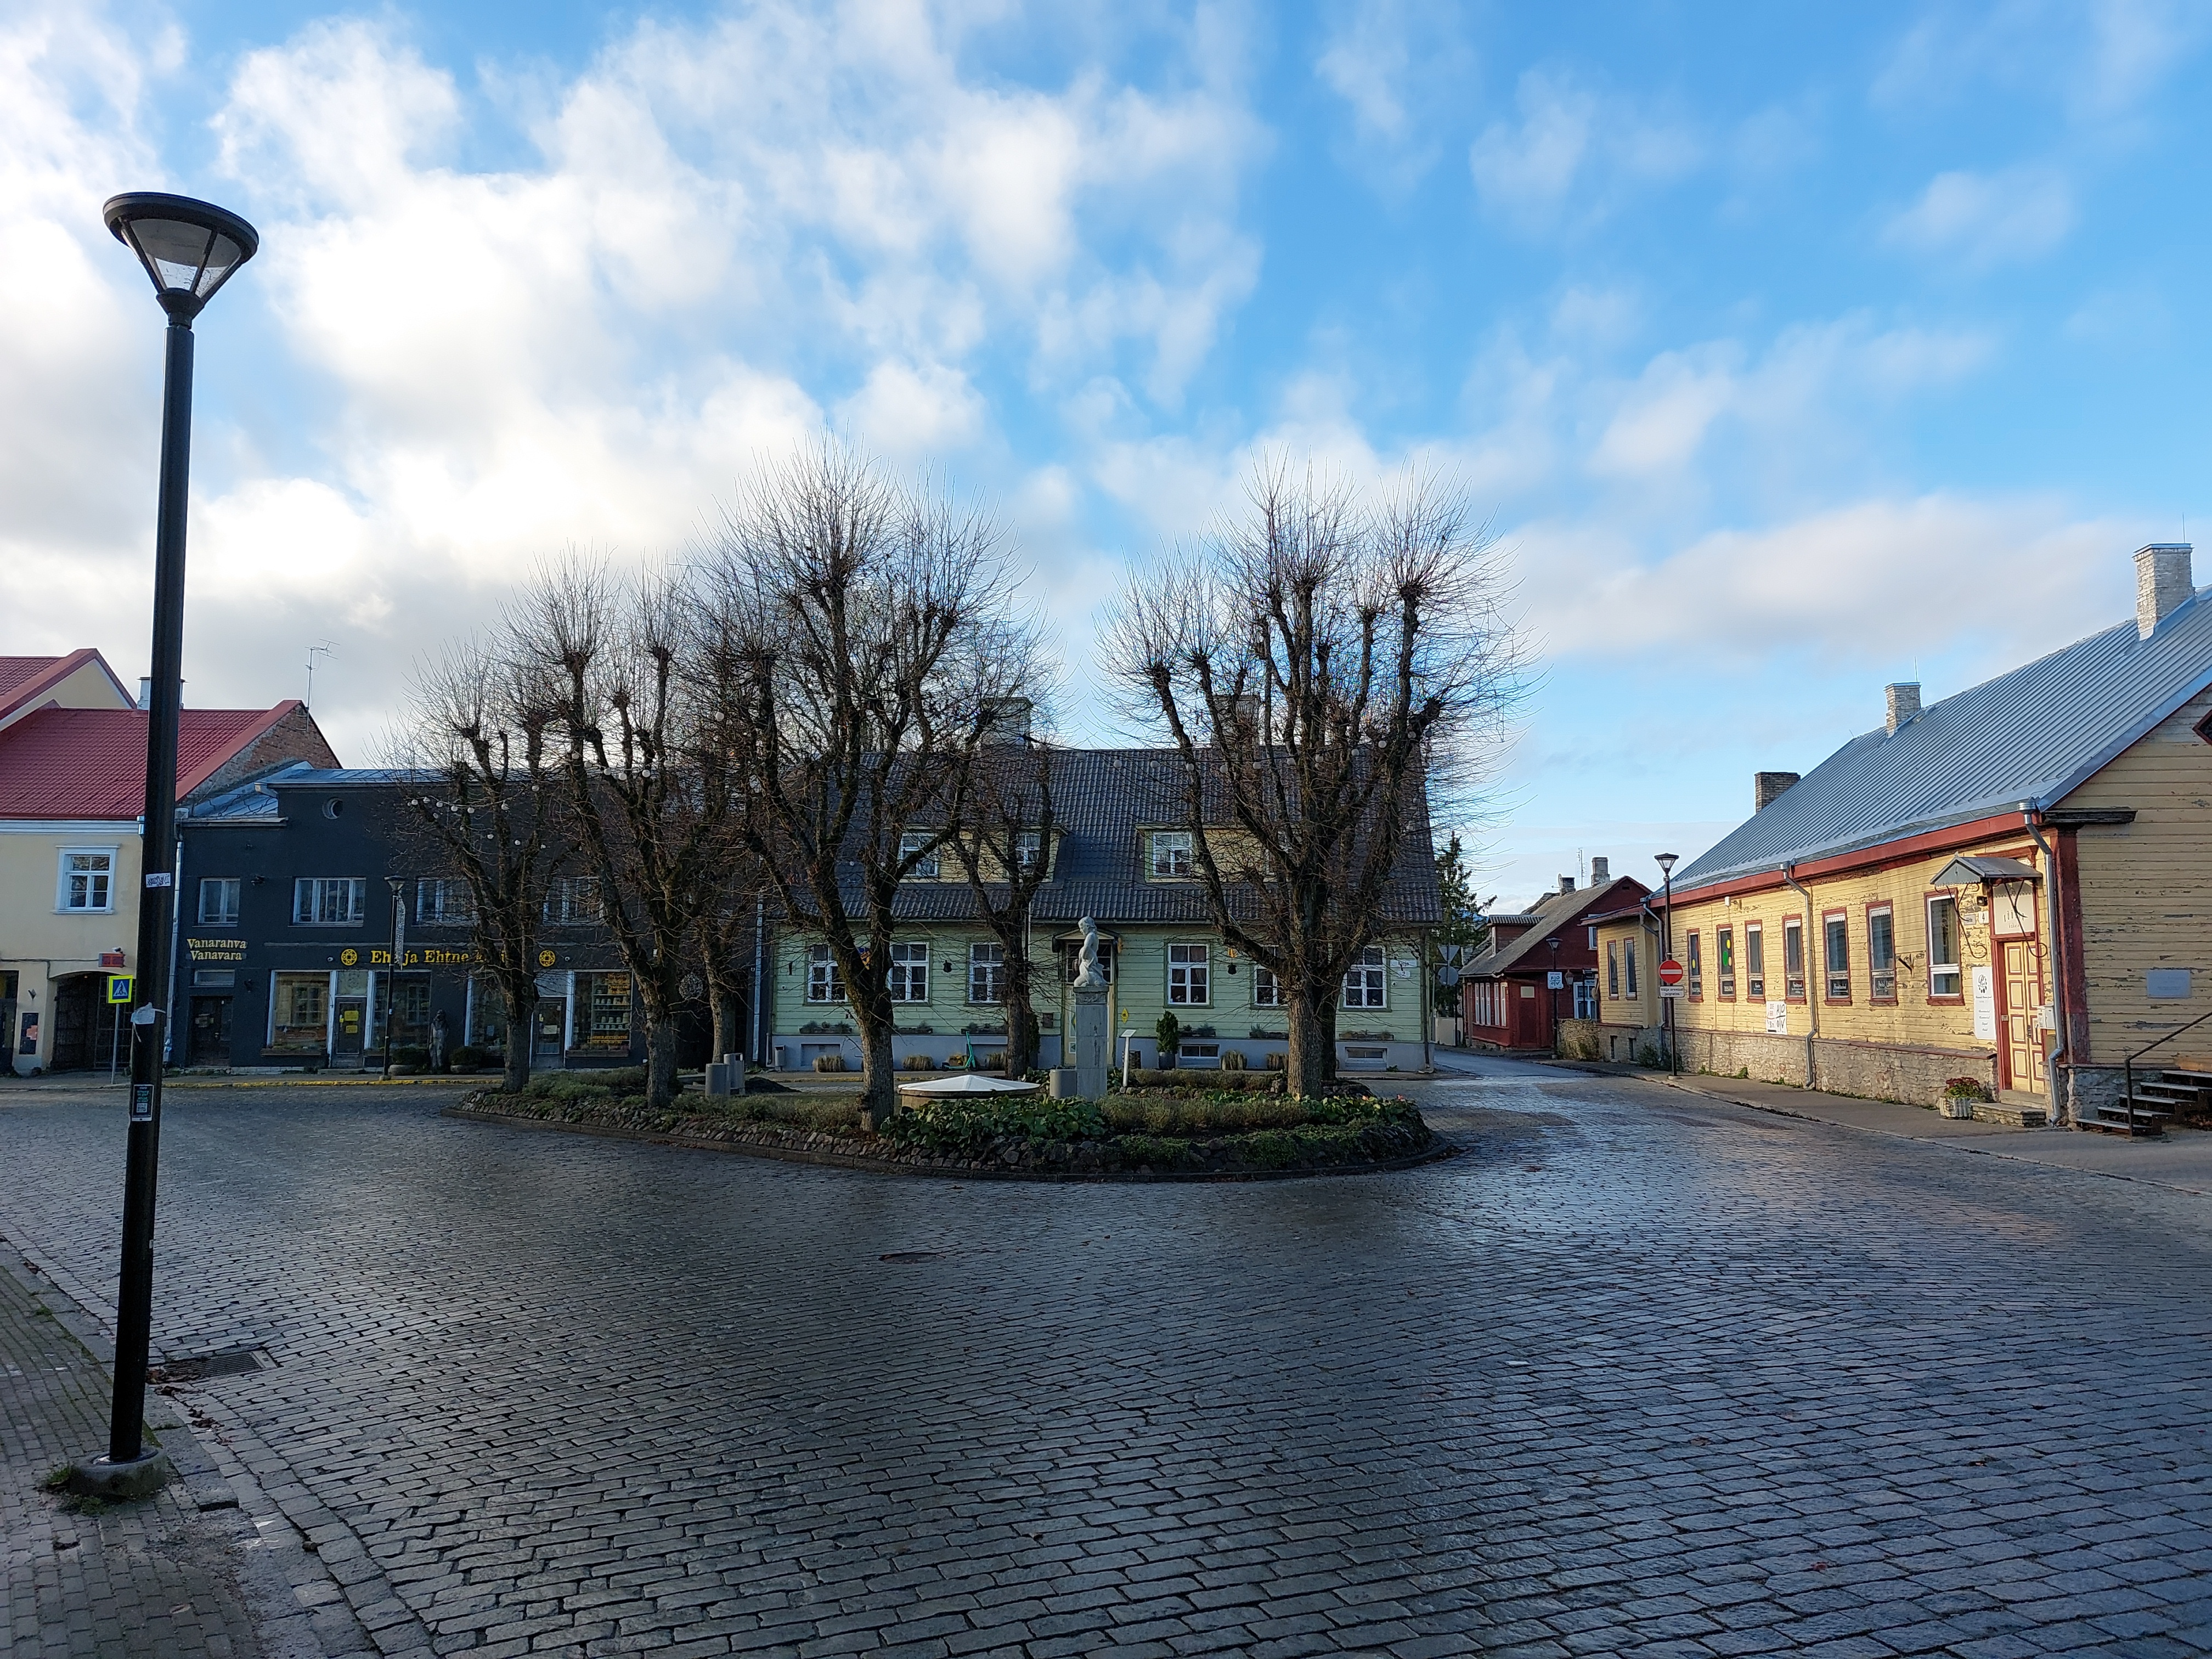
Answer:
862, 747, 1442, 929
1673, 590, 2212, 894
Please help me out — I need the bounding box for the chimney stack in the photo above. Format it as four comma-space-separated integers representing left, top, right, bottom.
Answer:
1884, 682, 1921, 735
2136, 543, 2193, 639
978, 696, 1032, 746
137, 677, 152, 710
1754, 771, 1799, 812
1558, 874, 1576, 895
1589, 856, 1610, 883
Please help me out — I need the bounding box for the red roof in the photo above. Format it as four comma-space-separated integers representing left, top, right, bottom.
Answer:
0, 649, 130, 725
0, 704, 302, 819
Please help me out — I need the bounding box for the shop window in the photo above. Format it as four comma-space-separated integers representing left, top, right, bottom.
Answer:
1746, 922, 1765, 1000
583, 973, 632, 1048
198, 878, 240, 925
1167, 943, 1210, 1005
888, 941, 929, 1003
269, 972, 328, 1051
467, 979, 510, 1048
1927, 896, 1962, 998
1868, 906, 1896, 1001
1342, 945, 1387, 1009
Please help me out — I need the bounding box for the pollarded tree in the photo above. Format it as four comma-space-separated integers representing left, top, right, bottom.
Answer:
1107, 462, 1519, 1099
944, 709, 1058, 1078
699, 442, 1041, 1124
390, 644, 561, 1094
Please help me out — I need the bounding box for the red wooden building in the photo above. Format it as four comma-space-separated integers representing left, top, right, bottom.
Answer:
1462, 861, 1649, 1052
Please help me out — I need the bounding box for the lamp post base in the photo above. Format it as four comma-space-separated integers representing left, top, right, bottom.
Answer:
67, 1447, 173, 1501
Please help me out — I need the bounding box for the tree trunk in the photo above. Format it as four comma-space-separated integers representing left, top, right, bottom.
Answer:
1005, 958, 1036, 1076
855, 994, 896, 1123
500, 979, 536, 1094
642, 1007, 679, 1108
1286, 992, 1329, 1099
1321, 997, 1339, 1085
709, 979, 742, 1065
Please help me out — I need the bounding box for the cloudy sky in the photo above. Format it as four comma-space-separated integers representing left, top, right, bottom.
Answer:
7, 1, 2209, 907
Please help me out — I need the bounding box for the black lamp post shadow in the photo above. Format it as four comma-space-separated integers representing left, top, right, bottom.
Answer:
70, 193, 258, 1503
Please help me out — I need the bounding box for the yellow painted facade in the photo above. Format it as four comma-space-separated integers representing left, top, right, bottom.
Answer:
2, 822, 145, 1073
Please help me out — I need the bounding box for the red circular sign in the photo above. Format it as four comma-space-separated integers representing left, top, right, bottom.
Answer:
1657, 958, 1685, 986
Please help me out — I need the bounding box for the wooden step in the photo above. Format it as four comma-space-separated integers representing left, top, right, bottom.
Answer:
2085, 1102, 2169, 1136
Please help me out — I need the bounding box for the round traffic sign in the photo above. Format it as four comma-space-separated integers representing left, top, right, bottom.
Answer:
1657, 958, 1685, 986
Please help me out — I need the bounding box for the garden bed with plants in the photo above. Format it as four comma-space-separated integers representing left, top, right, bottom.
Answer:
449, 1069, 1443, 1181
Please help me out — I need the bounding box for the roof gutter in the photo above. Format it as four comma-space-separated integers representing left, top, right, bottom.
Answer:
1783, 863, 1818, 1089
2022, 806, 2067, 1127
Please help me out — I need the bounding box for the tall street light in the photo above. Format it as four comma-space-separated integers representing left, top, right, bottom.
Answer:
1655, 852, 1679, 1078
74, 194, 258, 1500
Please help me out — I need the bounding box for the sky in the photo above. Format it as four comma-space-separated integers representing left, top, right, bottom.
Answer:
6, 1, 2210, 909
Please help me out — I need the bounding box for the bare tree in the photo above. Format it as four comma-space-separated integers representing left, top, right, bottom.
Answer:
700, 443, 1040, 1124
693, 864, 766, 1065
1107, 462, 1518, 1098
516, 560, 736, 1110
391, 644, 560, 1094
945, 713, 1058, 1077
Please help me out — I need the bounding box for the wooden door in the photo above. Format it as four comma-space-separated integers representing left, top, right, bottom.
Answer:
2001, 940, 2046, 1092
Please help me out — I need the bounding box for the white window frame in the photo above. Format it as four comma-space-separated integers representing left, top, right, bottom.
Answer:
1342, 944, 1387, 1009
968, 942, 1006, 1005
1151, 831, 1193, 878
1868, 904, 1897, 1001
1167, 942, 1210, 1006
293, 877, 366, 926
544, 876, 600, 924
900, 831, 940, 879
888, 940, 929, 1003
806, 945, 845, 1004
417, 877, 473, 925
1927, 896, 1962, 998
1745, 921, 1765, 1000
57, 848, 117, 913
1013, 831, 1042, 874
1251, 963, 1284, 1007
198, 876, 241, 926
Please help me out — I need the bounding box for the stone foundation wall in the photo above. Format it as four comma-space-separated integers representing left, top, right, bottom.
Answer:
1674, 1028, 1999, 1110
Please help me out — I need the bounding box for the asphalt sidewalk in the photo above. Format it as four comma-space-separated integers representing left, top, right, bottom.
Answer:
1, 1235, 377, 1658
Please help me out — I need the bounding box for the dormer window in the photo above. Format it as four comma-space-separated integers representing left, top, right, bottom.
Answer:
1014, 831, 1042, 873
899, 831, 940, 878
1151, 830, 1193, 878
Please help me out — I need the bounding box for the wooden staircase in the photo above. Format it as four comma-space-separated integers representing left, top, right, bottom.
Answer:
2089, 1066, 2212, 1136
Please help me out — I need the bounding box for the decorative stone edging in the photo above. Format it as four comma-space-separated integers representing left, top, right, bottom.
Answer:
443, 1101, 1454, 1183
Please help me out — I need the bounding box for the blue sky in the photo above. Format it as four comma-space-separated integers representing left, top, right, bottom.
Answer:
5, 1, 2209, 906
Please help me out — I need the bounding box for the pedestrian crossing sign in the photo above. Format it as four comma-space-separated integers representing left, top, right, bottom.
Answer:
106, 974, 133, 1005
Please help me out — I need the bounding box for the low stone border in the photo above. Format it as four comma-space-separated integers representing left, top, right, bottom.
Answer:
444, 1101, 1455, 1184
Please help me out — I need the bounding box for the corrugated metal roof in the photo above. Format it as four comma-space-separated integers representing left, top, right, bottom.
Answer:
1673, 588, 2212, 894
1465, 877, 1649, 978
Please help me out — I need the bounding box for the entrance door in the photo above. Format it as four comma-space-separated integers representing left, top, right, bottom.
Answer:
50, 975, 97, 1071
534, 999, 567, 1064
332, 997, 367, 1065
189, 997, 233, 1065
2001, 939, 2047, 1093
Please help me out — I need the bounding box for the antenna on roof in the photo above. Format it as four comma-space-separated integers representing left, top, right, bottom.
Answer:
305, 642, 335, 709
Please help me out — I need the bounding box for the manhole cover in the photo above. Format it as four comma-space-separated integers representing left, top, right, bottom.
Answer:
879, 1250, 943, 1263
151, 1348, 266, 1383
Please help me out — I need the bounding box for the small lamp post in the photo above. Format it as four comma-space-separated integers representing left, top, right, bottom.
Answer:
1655, 853, 1679, 1076
78, 193, 258, 1499
1545, 935, 1561, 1054
382, 877, 406, 1077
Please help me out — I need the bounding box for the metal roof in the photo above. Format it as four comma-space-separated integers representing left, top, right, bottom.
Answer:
1674, 588, 2212, 894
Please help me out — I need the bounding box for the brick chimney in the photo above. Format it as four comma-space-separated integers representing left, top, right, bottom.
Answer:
1884, 682, 1921, 735
2136, 543, 2193, 639
1589, 856, 1610, 883
1558, 874, 1576, 895
1754, 771, 1799, 812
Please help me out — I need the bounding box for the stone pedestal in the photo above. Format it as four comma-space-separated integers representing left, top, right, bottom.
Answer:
1072, 983, 1109, 1100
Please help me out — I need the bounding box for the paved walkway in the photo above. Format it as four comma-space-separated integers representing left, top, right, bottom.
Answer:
4, 1069, 2211, 1657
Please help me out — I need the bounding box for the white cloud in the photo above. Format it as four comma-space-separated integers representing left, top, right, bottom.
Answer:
1313, 0, 1474, 192
1883, 166, 2075, 269
1873, 1, 2210, 123
1469, 69, 1701, 234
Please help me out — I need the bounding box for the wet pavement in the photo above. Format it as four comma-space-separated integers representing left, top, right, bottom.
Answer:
1, 1058, 2208, 1656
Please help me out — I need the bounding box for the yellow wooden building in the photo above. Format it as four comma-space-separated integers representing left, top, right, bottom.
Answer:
1590, 544, 2212, 1131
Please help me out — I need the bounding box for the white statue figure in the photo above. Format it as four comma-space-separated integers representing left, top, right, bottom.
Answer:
1073, 915, 1105, 989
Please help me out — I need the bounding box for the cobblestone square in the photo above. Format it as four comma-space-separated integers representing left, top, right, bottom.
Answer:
3, 1058, 2208, 1656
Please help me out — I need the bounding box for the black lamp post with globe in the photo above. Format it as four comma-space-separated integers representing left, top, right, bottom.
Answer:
71, 194, 258, 1498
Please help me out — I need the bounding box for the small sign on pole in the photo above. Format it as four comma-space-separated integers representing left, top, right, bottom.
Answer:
1545, 970, 1564, 990
106, 975, 133, 1005
1657, 957, 1685, 999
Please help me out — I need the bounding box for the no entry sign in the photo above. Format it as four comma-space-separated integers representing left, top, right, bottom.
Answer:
1657, 958, 1684, 986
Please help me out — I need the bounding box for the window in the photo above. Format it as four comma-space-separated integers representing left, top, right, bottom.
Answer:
198, 877, 240, 926
1783, 917, 1805, 1000
969, 943, 1005, 1004
1573, 975, 1598, 1019
1013, 832, 1042, 874
544, 876, 600, 924
1151, 831, 1193, 878
1717, 926, 1735, 999
1167, 943, 1210, 1005
58, 850, 115, 912
466, 978, 510, 1048
1824, 912, 1850, 1000
1625, 940, 1639, 996
269, 972, 328, 1050
1064, 939, 1116, 984
294, 877, 365, 926
1606, 941, 1620, 998
806, 945, 845, 1003
1927, 896, 1962, 998
899, 831, 940, 878
1868, 905, 1896, 1001
583, 972, 631, 1048
1686, 932, 1703, 1000
1469, 981, 1504, 1027
416, 878, 472, 924
1252, 964, 1285, 1007
1342, 944, 1387, 1009
1745, 922, 1765, 1000
888, 941, 929, 1003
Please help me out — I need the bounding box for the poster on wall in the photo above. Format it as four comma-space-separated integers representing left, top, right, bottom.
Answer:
1971, 966, 1997, 1040
1765, 1000, 1788, 1034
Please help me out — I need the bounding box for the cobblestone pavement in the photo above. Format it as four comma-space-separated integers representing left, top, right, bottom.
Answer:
2, 1059, 2209, 1658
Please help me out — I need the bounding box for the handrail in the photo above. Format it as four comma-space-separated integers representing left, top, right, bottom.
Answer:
2121, 1005, 2212, 1133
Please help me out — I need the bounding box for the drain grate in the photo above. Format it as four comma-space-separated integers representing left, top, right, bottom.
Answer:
151, 1348, 266, 1383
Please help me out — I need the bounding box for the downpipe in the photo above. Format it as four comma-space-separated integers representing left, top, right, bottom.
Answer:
2023, 810, 2068, 1128
1783, 864, 1817, 1090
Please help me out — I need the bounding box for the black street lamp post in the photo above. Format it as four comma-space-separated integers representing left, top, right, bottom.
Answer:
75, 194, 258, 1499
382, 877, 406, 1077
1656, 853, 1679, 1077
1545, 935, 1561, 1054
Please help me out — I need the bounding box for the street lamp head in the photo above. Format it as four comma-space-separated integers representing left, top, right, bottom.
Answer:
1654, 851, 1679, 876
103, 193, 259, 322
